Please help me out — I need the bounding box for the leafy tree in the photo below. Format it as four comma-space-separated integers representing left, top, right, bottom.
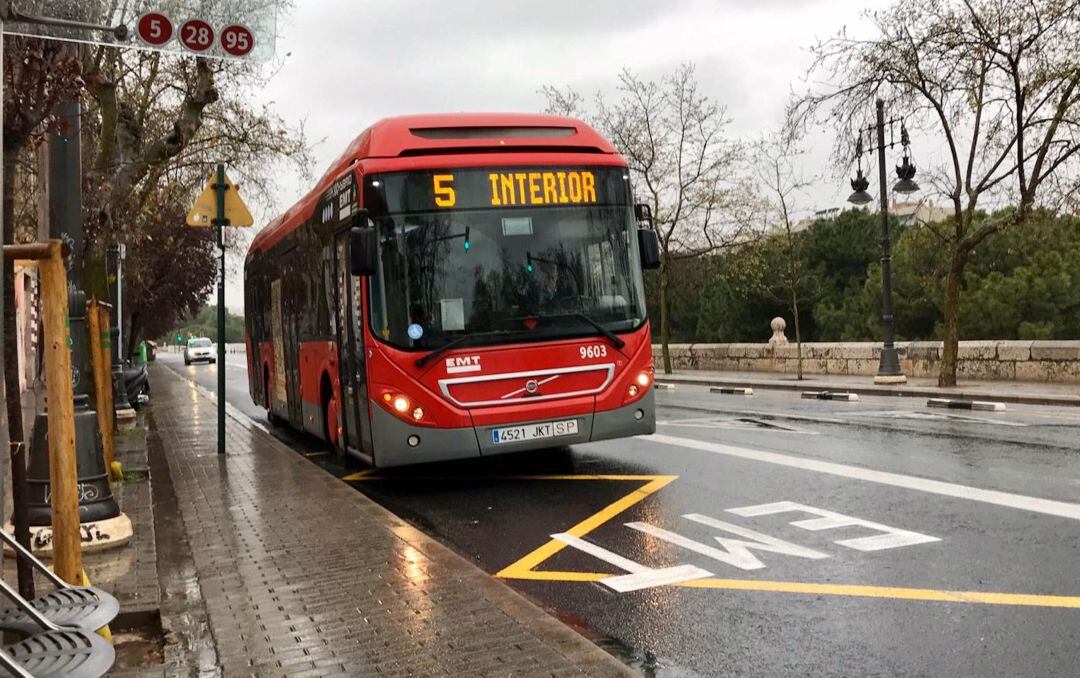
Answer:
76, 29, 311, 349
790, 0, 1080, 385
543, 64, 754, 373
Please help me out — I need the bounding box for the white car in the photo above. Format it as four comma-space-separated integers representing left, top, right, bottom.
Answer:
184, 337, 216, 365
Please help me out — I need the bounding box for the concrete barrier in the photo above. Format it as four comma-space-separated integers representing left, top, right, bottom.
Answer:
653, 340, 1080, 384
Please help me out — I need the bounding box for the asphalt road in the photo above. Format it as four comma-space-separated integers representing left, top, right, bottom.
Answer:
158, 352, 1080, 677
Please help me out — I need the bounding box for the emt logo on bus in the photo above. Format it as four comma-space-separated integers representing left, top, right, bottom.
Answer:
431, 171, 598, 209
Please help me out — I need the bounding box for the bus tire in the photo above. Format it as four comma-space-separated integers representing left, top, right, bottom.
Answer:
264, 364, 283, 427
320, 374, 337, 444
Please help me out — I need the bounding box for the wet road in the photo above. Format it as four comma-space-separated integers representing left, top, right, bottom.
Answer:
158, 353, 1080, 677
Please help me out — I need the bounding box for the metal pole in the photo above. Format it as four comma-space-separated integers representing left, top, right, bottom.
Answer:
108, 241, 134, 425
214, 164, 226, 455
874, 99, 905, 383
116, 243, 123, 360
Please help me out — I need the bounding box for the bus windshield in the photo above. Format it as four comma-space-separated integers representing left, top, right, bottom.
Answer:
366, 168, 647, 350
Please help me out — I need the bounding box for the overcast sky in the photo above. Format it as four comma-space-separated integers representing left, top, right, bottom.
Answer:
224, 0, 892, 312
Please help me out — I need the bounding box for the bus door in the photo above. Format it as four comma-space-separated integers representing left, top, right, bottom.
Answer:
281, 254, 303, 426
332, 232, 373, 457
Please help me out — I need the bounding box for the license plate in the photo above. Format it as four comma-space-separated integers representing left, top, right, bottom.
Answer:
492, 419, 578, 444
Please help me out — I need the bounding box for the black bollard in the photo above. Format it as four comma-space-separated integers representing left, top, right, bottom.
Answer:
26, 290, 119, 529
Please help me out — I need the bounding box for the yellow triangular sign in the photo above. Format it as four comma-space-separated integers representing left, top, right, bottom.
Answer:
186, 171, 255, 228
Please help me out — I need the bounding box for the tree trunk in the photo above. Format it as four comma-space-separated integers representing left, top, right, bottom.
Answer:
938, 252, 966, 387
659, 253, 672, 374
2, 146, 35, 599
791, 293, 803, 381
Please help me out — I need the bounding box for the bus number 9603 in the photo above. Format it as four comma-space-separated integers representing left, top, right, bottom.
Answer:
580, 345, 607, 359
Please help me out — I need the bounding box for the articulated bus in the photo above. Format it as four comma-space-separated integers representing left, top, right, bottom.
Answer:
244, 113, 661, 467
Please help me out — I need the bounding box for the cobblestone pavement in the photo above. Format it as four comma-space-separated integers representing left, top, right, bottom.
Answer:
148, 364, 632, 677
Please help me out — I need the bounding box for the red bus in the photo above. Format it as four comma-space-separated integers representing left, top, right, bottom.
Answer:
244, 113, 660, 467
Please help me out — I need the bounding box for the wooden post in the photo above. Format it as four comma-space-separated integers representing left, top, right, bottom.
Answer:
87, 299, 115, 472
39, 240, 82, 584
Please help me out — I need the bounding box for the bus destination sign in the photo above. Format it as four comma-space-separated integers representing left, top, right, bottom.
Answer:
370, 167, 631, 214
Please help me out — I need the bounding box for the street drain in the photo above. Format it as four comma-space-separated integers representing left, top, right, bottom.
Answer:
110, 609, 165, 669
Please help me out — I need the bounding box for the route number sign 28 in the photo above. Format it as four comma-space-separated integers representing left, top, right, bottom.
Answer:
136, 12, 256, 58
179, 19, 214, 52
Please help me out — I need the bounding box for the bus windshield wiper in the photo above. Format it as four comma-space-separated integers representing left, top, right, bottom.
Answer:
415, 333, 478, 369
536, 312, 626, 349
572, 313, 626, 349
414, 329, 526, 368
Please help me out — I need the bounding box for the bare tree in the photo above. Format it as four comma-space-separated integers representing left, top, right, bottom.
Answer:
748, 134, 816, 379
543, 64, 750, 373
789, 0, 1080, 386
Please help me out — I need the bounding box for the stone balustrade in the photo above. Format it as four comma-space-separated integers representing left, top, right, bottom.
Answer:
651, 340, 1080, 383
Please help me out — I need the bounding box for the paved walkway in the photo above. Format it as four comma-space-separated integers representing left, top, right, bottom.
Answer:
654, 369, 1080, 406
147, 364, 631, 678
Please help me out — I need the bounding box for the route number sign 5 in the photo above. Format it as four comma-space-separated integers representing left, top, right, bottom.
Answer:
136, 13, 173, 46
180, 19, 215, 52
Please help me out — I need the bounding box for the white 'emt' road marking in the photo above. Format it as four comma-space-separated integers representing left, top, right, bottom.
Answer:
645, 433, 1080, 522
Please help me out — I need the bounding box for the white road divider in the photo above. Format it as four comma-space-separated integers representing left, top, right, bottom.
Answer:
927, 398, 1007, 412
800, 391, 860, 402
654, 383, 676, 390
710, 387, 754, 396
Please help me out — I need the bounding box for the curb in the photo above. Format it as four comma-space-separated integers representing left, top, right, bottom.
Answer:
709, 386, 754, 396
927, 398, 1007, 412
653, 375, 1080, 408
801, 391, 859, 402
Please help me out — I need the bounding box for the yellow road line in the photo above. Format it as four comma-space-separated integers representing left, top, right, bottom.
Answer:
348, 473, 666, 482
501, 569, 1080, 608
341, 469, 378, 481
496, 475, 677, 578
676, 579, 1080, 608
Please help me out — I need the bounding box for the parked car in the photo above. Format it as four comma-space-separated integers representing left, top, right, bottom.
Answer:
184, 337, 216, 365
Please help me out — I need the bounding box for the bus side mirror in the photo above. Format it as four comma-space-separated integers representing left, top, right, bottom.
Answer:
638, 228, 661, 270
349, 226, 379, 276
634, 203, 653, 227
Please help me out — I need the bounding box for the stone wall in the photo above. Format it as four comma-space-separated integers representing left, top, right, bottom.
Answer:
652, 340, 1080, 383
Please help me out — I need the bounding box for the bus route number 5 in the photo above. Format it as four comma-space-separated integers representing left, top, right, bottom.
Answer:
433, 174, 456, 208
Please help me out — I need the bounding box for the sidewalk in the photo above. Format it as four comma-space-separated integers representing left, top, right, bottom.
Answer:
654, 369, 1080, 407
146, 363, 632, 677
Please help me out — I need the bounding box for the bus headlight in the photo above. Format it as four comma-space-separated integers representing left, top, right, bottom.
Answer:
393, 396, 410, 414
628, 384, 639, 397
412, 407, 424, 421
636, 372, 651, 388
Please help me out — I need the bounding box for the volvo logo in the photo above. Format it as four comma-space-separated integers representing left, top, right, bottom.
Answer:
524, 379, 540, 395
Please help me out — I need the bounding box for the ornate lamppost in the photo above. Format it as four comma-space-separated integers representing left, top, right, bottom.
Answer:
847, 99, 919, 384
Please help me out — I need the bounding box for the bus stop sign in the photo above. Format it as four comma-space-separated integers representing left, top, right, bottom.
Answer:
1, 0, 280, 61
187, 171, 254, 228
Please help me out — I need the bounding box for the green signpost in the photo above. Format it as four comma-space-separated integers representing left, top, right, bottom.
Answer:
187, 165, 253, 454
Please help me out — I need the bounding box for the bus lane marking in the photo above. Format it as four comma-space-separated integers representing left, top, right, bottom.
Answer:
645, 433, 1080, 522
627, 518, 828, 571
727, 502, 941, 551
494, 474, 1080, 608
551, 533, 712, 593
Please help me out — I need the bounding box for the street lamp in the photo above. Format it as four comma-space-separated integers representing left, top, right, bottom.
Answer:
847, 98, 919, 385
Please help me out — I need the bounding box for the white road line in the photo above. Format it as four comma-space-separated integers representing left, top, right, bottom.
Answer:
551, 533, 713, 592
645, 433, 1080, 522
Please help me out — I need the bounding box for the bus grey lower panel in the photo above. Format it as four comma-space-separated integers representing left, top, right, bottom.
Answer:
370, 405, 480, 468
590, 389, 656, 442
